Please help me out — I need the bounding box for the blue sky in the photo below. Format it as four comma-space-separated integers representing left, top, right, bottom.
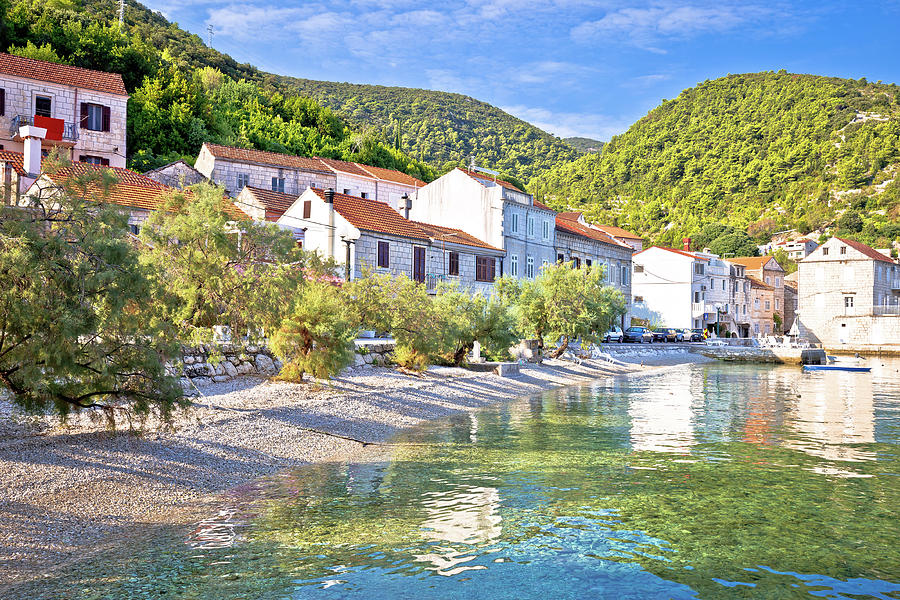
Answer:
144, 0, 900, 141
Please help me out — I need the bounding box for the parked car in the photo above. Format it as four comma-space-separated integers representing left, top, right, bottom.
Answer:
651, 328, 669, 343
671, 328, 685, 342
688, 328, 705, 342
603, 327, 623, 343
623, 326, 653, 343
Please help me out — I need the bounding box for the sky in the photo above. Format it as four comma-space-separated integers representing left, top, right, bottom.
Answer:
143, 0, 900, 141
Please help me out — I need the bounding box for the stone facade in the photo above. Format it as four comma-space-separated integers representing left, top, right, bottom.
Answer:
796, 237, 900, 350
0, 73, 127, 168
144, 160, 207, 189
748, 277, 776, 336
196, 148, 335, 197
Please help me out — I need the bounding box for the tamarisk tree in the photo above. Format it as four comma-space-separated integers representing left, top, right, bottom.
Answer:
0, 165, 182, 422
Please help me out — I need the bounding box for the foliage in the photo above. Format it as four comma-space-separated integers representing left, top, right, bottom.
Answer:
0, 159, 183, 422
534, 72, 900, 248
7, 39, 66, 62
497, 263, 625, 357
770, 248, 798, 274
563, 137, 604, 153
138, 183, 303, 345
431, 286, 517, 366
270, 280, 356, 382
689, 223, 759, 257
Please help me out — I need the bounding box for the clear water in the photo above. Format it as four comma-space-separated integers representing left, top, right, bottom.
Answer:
30, 362, 900, 599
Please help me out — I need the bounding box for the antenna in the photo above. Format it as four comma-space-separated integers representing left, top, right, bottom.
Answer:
207, 24, 214, 47
118, 0, 124, 25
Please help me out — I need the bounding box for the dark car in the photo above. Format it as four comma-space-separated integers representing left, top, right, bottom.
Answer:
651, 328, 669, 343
623, 326, 653, 343
687, 328, 705, 342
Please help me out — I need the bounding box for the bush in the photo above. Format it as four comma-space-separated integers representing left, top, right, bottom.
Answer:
270, 280, 356, 381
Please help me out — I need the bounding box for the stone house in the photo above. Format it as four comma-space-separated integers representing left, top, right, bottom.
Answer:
775, 238, 818, 261
592, 224, 644, 252
727, 256, 786, 332
277, 188, 504, 294
796, 237, 900, 351
234, 185, 298, 222
194, 143, 425, 206
747, 276, 776, 336
144, 160, 207, 189
554, 211, 634, 326
0, 53, 128, 169
409, 168, 557, 279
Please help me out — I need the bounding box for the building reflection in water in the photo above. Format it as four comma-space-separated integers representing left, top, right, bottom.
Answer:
628, 369, 697, 454
416, 483, 502, 576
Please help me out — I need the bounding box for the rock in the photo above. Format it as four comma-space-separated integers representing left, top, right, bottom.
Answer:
223, 361, 238, 378
235, 361, 252, 375
247, 345, 259, 354
213, 363, 226, 376
273, 359, 283, 371
184, 355, 195, 365
363, 353, 374, 364
179, 377, 192, 390
353, 354, 366, 367
212, 375, 230, 383
255, 354, 277, 375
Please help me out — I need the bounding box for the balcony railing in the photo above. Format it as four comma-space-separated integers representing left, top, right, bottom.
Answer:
691, 302, 708, 318
873, 304, 900, 316
10, 115, 78, 142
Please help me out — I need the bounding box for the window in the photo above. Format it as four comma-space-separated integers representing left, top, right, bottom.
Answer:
844, 296, 854, 308
236, 173, 250, 189
302, 200, 311, 219
79, 155, 109, 166
840, 246, 847, 255
754, 298, 760, 308
510, 254, 519, 277
765, 300, 771, 310
621, 265, 628, 284
527, 217, 534, 237
80, 103, 110, 132
511, 213, 519, 233
573, 257, 581, 268
765, 276, 772, 285
271, 177, 285, 193
634, 264, 644, 273
775, 277, 781, 287
557, 253, 564, 263
360, 192, 369, 199
35, 96, 52, 117
0, 88, 5, 116
694, 264, 705, 275
823, 247, 829, 256
343, 189, 351, 195
634, 296, 644, 303
377, 241, 390, 268
475, 256, 496, 282
775, 299, 780, 310
129, 224, 140, 235
722, 279, 726, 290
542, 220, 549, 240
526, 256, 535, 278
586, 259, 592, 268
694, 291, 701, 303
448, 252, 460, 276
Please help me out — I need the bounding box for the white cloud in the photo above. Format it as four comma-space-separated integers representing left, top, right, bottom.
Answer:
501, 104, 632, 140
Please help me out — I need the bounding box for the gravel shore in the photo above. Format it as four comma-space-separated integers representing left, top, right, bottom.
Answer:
0, 348, 709, 587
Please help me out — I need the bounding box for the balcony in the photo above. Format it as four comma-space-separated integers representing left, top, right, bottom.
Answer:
11, 115, 78, 144
691, 302, 708, 318
873, 304, 900, 316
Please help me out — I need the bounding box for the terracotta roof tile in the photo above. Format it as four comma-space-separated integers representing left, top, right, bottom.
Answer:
0, 150, 25, 175
727, 256, 781, 270
458, 168, 525, 193
204, 143, 330, 172
309, 188, 429, 241
835, 237, 897, 264
357, 163, 425, 187
411, 221, 503, 252
532, 199, 555, 213
318, 157, 376, 178
593, 224, 643, 240
241, 186, 298, 221
748, 275, 774, 290
555, 215, 631, 249
0, 53, 127, 96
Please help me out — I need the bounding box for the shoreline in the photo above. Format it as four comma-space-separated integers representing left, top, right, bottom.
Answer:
0, 349, 711, 588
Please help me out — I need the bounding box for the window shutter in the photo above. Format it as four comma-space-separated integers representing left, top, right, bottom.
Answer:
101, 106, 111, 132
302, 200, 311, 219
80, 103, 88, 129
0, 89, 5, 116
100, 157, 110, 166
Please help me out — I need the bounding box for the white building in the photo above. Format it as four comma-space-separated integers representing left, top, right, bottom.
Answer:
409, 168, 557, 278
0, 53, 128, 168
775, 238, 819, 261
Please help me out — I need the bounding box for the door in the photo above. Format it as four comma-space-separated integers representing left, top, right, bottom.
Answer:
413, 246, 426, 283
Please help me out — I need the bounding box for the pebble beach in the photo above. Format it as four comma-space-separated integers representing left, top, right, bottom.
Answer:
0, 348, 709, 589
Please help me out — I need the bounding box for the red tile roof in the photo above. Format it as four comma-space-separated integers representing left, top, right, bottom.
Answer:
0, 150, 25, 175
555, 214, 631, 249
317, 157, 372, 177
0, 53, 127, 96
204, 143, 330, 172
835, 237, 897, 264
727, 256, 781, 271
411, 221, 503, 252
593, 224, 643, 241
458, 168, 525, 193
634, 246, 710, 261
357, 163, 425, 188
748, 275, 774, 291
532, 199, 555, 213
309, 188, 429, 241
239, 186, 298, 221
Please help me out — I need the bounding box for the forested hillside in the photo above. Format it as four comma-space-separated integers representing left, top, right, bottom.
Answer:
0, 0, 579, 181
533, 72, 900, 248
563, 137, 604, 153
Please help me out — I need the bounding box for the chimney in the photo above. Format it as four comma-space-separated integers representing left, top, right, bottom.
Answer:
20, 125, 47, 177
324, 188, 335, 258
682, 237, 691, 252
401, 193, 411, 219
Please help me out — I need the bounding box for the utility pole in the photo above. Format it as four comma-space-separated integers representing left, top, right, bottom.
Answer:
207, 24, 214, 47
118, 0, 124, 26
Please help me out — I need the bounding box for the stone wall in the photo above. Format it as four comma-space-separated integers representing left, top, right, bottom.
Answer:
351, 340, 395, 367
178, 344, 282, 392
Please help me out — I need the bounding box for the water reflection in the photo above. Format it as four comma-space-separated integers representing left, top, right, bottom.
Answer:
18, 361, 900, 600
